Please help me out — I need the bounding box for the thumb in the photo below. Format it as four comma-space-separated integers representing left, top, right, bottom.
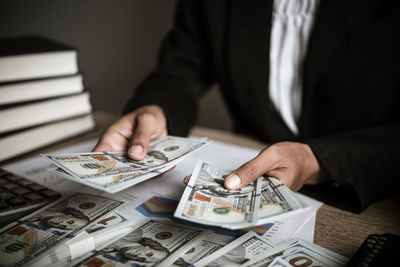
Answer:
224, 153, 272, 190
127, 114, 157, 160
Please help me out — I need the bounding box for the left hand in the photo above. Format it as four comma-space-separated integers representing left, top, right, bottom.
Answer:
93, 105, 168, 160
224, 142, 329, 191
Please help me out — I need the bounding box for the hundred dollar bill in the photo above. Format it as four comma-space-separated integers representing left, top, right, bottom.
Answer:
49, 162, 172, 194
241, 238, 348, 267
85, 210, 133, 234
31, 211, 135, 266
175, 161, 310, 229
257, 177, 308, 224
267, 257, 292, 267
74, 220, 210, 267
44, 136, 208, 180
174, 161, 260, 230
195, 231, 274, 267
160, 232, 235, 267
0, 193, 123, 267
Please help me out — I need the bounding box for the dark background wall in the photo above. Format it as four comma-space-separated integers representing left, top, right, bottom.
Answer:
0, 0, 231, 130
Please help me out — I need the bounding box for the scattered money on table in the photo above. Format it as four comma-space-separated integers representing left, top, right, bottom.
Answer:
241, 238, 349, 267
267, 257, 293, 267
174, 161, 309, 230
0, 166, 348, 267
0, 193, 124, 267
163, 231, 235, 267
31, 210, 134, 267
44, 136, 208, 193
74, 219, 210, 267
195, 231, 274, 267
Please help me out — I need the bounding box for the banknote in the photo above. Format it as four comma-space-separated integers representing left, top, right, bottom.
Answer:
257, 177, 307, 224
49, 164, 171, 194
0, 193, 123, 267
174, 161, 309, 230
44, 136, 208, 180
174, 161, 260, 229
31, 210, 135, 266
241, 238, 348, 267
267, 257, 292, 267
74, 219, 210, 267
195, 231, 274, 267
161, 232, 235, 267
85, 210, 132, 234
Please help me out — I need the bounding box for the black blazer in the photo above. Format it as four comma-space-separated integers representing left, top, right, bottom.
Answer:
125, 0, 400, 212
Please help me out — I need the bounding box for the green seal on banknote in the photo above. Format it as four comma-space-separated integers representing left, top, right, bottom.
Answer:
156, 232, 173, 240
213, 207, 230, 214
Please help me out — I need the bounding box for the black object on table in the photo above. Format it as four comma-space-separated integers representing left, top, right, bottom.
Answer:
0, 168, 61, 228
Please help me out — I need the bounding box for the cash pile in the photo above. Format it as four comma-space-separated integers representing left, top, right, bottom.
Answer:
31, 210, 135, 267
189, 234, 348, 267
71, 224, 347, 267
44, 136, 208, 193
0, 193, 126, 267
0, 193, 348, 267
74, 219, 210, 267
194, 231, 274, 266
1, 138, 350, 266
174, 161, 309, 230
58, 222, 347, 267
242, 238, 349, 267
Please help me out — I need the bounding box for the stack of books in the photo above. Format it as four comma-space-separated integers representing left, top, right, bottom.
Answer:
0, 35, 95, 162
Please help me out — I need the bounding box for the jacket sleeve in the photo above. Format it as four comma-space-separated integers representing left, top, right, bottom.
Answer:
301, 121, 400, 212
124, 0, 214, 136
298, 1, 400, 212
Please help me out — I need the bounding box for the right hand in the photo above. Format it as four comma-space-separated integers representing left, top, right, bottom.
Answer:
93, 105, 168, 160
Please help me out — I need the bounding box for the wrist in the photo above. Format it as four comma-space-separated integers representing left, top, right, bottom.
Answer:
301, 143, 330, 185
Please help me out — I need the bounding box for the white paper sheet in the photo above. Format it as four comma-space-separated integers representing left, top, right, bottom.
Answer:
3, 138, 322, 245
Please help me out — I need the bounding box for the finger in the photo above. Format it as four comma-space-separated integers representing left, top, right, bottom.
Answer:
93, 128, 129, 152
93, 132, 114, 152
93, 142, 113, 152
127, 113, 158, 160
224, 149, 278, 190
183, 175, 191, 185
93, 112, 138, 152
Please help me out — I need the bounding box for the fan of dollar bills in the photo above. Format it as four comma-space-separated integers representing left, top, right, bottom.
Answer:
174, 161, 310, 230
43, 136, 208, 193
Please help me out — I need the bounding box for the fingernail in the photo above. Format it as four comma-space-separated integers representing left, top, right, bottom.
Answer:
226, 174, 241, 189
128, 145, 143, 156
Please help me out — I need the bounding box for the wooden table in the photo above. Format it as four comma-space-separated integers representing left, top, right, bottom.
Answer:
3, 111, 400, 258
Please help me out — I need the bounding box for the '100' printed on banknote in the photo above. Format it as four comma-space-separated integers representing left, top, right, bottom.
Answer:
0, 193, 123, 267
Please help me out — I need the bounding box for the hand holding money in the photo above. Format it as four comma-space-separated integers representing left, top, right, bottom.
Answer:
224, 142, 330, 192
93, 105, 168, 160
175, 161, 309, 230
44, 136, 208, 193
